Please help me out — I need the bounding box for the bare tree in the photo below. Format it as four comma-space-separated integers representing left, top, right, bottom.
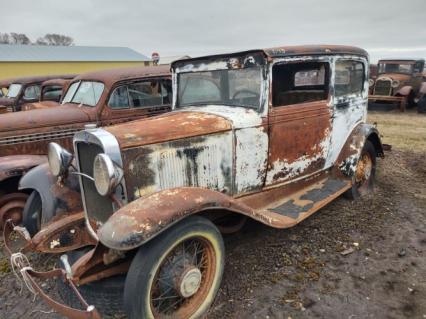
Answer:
36, 34, 74, 46
9, 33, 31, 44
0, 33, 10, 44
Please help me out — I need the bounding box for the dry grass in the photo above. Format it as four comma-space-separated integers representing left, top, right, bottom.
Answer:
368, 111, 426, 152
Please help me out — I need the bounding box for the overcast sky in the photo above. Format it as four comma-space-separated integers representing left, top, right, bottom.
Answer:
1, 0, 425, 63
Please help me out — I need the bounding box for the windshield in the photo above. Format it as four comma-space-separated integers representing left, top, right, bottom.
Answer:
6, 84, 22, 98
177, 67, 262, 109
61, 81, 104, 107
378, 63, 413, 74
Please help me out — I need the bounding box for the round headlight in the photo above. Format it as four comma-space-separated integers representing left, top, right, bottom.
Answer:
93, 154, 121, 196
391, 80, 400, 88
48, 142, 72, 177
368, 79, 375, 87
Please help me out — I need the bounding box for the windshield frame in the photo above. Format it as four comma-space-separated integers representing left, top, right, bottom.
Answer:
6, 83, 23, 98
61, 80, 105, 107
378, 62, 414, 75
176, 66, 265, 111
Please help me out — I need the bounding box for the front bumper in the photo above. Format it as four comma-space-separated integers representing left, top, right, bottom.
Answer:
3, 219, 101, 319
368, 95, 406, 111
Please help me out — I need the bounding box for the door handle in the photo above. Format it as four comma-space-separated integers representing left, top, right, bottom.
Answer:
336, 101, 349, 109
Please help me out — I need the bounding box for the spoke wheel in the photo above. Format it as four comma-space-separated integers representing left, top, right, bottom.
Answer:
355, 153, 373, 194
150, 237, 216, 317
0, 193, 29, 228
124, 216, 224, 319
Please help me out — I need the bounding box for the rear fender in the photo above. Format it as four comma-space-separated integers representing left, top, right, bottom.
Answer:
0, 155, 46, 184
335, 123, 383, 178
98, 187, 258, 251
19, 163, 82, 225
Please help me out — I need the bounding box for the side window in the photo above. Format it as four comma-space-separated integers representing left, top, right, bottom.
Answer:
23, 85, 41, 100
272, 61, 329, 107
414, 61, 424, 73
109, 80, 170, 109
335, 60, 364, 97
42, 85, 63, 101
109, 86, 130, 109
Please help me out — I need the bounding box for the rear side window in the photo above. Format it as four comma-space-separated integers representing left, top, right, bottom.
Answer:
335, 60, 364, 97
272, 61, 329, 107
108, 79, 171, 109
23, 85, 41, 100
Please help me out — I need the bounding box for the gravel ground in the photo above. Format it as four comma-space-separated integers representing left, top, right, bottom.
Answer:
1, 135, 425, 319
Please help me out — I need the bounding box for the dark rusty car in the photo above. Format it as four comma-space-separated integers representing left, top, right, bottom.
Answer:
10, 45, 383, 319
0, 65, 172, 232
21, 78, 73, 111
369, 58, 425, 111
0, 74, 75, 113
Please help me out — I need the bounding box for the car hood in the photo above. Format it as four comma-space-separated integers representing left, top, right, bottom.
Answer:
0, 104, 91, 134
0, 97, 16, 107
377, 73, 411, 82
105, 105, 264, 149
22, 100, 60, 111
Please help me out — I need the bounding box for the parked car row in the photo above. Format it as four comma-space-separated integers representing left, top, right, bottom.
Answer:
368, 58, 426, 111
2, 45, 384, 319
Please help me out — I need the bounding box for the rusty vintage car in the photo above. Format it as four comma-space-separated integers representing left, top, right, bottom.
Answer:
369, 58, 425, 111
0, 74, 76, 113
0, 65, 172, 233
21, 77, 74, 111
8, 45, 383, 319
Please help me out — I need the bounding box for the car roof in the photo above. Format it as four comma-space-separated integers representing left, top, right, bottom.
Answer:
378, 58, 425, 63
172, 45, 368, 68
72, 65, 171, 86
0, 74, 76, 86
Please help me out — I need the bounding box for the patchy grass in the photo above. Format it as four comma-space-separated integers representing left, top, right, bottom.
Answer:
368, 111, 426, 152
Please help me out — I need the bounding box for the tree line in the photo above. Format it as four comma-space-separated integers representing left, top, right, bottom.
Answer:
0, 33, 74, 46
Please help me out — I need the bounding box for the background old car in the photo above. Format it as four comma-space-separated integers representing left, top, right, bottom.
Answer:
21, 78, 74, 111
0, 74, 75, 112
35, 45, 383, 319
0, 65, 172, 233
369, 58, 425, 110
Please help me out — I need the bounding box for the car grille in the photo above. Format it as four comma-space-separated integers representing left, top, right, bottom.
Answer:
374, 79, 392, 96
76, 141, 114, 226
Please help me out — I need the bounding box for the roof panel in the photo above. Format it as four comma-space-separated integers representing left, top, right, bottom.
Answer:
0, 45, 150, 62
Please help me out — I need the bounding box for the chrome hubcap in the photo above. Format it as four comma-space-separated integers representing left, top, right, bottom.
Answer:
178, 267, 202, 298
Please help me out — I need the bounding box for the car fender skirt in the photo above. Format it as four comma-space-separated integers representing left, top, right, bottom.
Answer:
335, 123, 383, 178
97, 187, 255, 251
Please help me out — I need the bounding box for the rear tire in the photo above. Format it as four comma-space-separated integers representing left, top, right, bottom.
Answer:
344, 140, 376, 200
124, 215, 225, 319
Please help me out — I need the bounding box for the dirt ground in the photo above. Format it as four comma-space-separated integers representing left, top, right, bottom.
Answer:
1, 111, 425, 319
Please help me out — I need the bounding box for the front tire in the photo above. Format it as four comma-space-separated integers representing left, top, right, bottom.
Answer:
124, 216, 225, 319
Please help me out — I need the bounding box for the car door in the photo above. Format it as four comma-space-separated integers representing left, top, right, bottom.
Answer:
100, 78, 172, 126
265, 58, 333, 186
325, 57, 368, 167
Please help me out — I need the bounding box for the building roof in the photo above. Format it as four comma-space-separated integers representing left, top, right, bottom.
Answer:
0, 44, 150, 62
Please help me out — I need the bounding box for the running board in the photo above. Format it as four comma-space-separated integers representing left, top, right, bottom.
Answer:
257, 178, 351, 228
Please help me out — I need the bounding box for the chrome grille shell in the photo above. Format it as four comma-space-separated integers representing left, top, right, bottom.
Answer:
73, 127, 127, 240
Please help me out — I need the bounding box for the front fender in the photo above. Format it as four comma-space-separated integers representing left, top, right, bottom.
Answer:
0, 155, 46, 183
335, 123, 383, 178
19, 163, 82, 224
98, 187, 256, 251
396, 86, 413, 96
